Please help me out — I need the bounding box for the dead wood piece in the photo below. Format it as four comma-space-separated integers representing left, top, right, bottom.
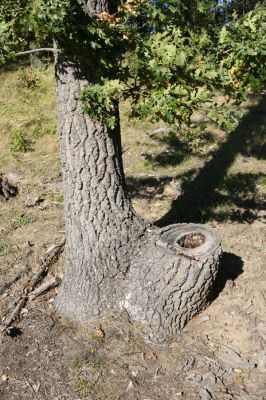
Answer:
146, 127, 173, 138
0, 238, 65, 335
0, 272, 22, 296
30, 237, 65, 288
0, 295, 27, 333
28, 276, 61, 301
0, 173, 18, 201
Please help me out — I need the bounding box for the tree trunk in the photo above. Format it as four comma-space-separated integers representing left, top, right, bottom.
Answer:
54, 0, 222, 342
53, 52, 147, 319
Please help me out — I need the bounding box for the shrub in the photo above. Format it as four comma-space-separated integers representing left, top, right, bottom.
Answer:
17, 67, 40, 90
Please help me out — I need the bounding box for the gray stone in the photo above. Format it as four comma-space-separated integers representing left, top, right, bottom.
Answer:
217, 349, 254, 369
257, 351, 266, 372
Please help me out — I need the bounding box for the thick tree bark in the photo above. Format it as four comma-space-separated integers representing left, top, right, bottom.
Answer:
54, 0, 145, 319
54, 53, 146, 319
54, 0, 222, 341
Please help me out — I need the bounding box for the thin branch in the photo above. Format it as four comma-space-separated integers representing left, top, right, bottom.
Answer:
28, 276, 61, 301
16, 48, 56, 56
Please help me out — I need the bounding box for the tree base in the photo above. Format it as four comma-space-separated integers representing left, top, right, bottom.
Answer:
55, 223, 222, 343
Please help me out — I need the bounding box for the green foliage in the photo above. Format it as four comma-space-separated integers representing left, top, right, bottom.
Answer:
18, 67, 40, 89
16, 214, 37, 225
81, 80, 126, 128
0, 0, 265, 143
30, 0, 71, 40
0, 240, 12, 255
207, 104, 240, 132
217, 4, 266, 101
179, 126, 212, 152
11, 130, 29, 153
81, 2, 265, 132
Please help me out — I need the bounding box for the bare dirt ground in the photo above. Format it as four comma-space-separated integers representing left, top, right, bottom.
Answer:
0, 68, 265, 399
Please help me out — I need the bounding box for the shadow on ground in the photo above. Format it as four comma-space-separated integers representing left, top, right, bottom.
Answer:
210, 252, 244, 302
128, 96, 266, 224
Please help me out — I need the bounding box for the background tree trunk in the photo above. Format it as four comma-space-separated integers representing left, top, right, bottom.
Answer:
54, 0, 222, 341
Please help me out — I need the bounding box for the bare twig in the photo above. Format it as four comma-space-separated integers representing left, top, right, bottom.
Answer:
16, 48, 56, 56
30, 237, 65, 287
0, 238, 65, 335
0, 295, 27, 333
28, 276, 61, 301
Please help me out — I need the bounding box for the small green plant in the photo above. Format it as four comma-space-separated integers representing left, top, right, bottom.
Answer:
0, 241, 12, 255
51, 193, 64, 203
143, 158, 156, 171
11, 130, 29, 153
17, 214, 37, 226
17, 67, 40, 90
179, 126, 212, 152
257, 176, 266, 186
70, 352, 103, 399
70, 355, 84, 370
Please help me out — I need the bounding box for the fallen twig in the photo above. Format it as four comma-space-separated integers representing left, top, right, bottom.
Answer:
146, 127, 173, 138
28, 276, 61, 301
0, 296, 27, 333
0, 237, 65, 335
30, 237, 65, 288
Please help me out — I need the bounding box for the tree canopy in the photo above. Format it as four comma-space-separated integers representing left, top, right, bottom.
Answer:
1, 0, 265, 132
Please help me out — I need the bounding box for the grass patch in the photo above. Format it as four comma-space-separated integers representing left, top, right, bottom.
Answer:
11, 130, 30, 153
16, 214, 37, 226
51, 193, 64, 203
0, 64, 57, 168
0, 240, 12, 255
70, 350, 104, 399
257, 175, 266, 186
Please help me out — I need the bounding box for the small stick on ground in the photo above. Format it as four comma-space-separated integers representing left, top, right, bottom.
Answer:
0, 296, 27, 333
28, 276, 61, 301
0, 237, 65, 335
29, 237, 65, 288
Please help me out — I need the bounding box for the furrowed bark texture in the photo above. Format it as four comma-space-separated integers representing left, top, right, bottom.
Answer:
54, 54, 146, 319
54, 0, 222, 341
54, 0, 145, 319
121, 224, 222, 342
